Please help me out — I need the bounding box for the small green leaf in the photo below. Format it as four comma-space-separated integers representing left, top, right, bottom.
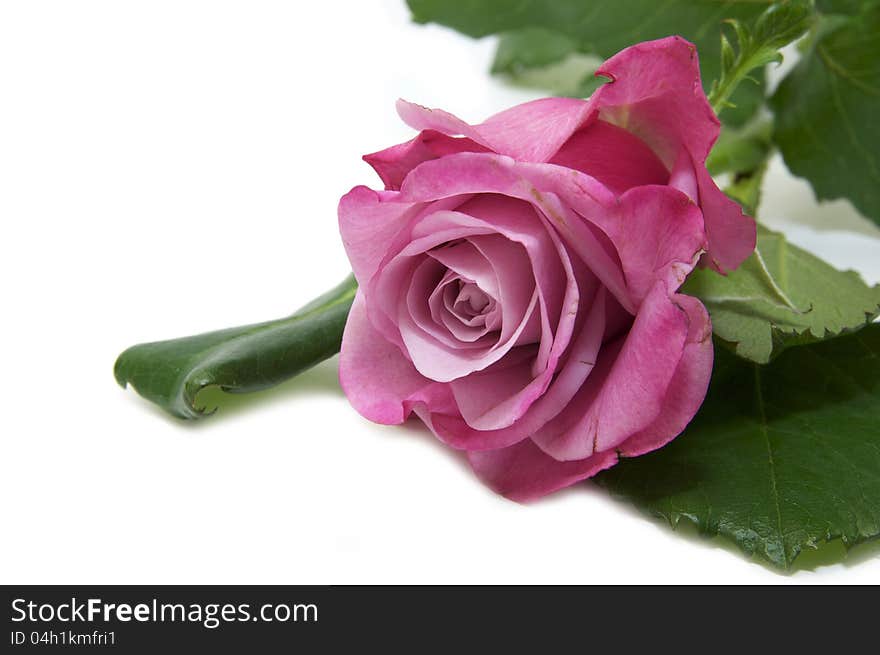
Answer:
708, 2, 814, 115
596, 325, 880, 570
771, 4, 880, 225
683, 225, 880, 363
115, 275, 357, 419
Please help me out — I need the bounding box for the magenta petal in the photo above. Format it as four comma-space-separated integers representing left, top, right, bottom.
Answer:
696, 165, 757, 273
531, 283, 690, 460
593, 36, 756, 272
339, 292, 451, 424
549, 119, 669, 194
397, 97, 594, 162
618, 294, 713, 457
468, 439, 618, 502
613, 185, 707, 303
363, 129, 488, 191
594, 36, 717, 166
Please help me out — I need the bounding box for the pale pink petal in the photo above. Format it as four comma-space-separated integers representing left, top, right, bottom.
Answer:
468, 439, 619, 502
338, 186, 418, 287
397, 97, 594, 162
399, 287, 539, 382
339, 292, 452, 424
618, 294, 713, 456
406, 259, 494, 350
427, 284, 612, 451
450, 282, 603, 434
398, 152, 634, 314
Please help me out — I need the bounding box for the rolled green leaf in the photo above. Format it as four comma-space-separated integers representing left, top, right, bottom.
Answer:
115, 275, 357, 419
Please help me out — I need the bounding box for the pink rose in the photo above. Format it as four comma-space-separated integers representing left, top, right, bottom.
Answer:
337, 37, 755, 501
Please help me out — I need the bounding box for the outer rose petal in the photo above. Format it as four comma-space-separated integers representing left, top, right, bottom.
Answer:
531, 283, 690, 460
612, 185, 707, 303
338, 186, 417, 287
618, 294, 713, 457
695, 165, 757, 273
593, 36, 755, 272
339, 292, 453, 424
549, 119, 669, 195
363, 129, 488, 191
468, 439, 618, 503
397, 97, 594, 163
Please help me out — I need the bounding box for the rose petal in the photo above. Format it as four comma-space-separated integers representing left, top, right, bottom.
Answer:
549, 119, 669, 194
339, 292, 453, 424
396, 97, 595, 162
592, 36, 755, 272
612, 185, 707, 302
531, 282, 690, 460
449, 282, 604, 434
364, 129, 489, 190
468, 438, 619, 502
617, 293, 713, 457
398, 152, 634, 314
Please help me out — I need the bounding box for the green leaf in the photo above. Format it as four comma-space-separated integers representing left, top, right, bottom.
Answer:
491, 28, 578, 75
408, 0, 776, 124
706, 119, 774, 177
771, 4, 880, 225
492, 29, 604, 98
708, 1, 814, 115
596, 325, 880, 570
682, 225, 880, 363
115, 275, 357, 419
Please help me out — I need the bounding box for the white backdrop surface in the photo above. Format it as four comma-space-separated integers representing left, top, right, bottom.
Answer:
2, 0, 879, 584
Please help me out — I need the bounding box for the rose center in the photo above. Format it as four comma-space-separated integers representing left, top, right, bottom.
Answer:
443, 278, 497, 329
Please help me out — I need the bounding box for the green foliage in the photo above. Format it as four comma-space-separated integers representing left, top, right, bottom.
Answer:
708, 1, 814, 114
771, 4, 880, 225
115, 276, 357, 419
683, 225, 880, 363
407, 0, 774, 124
597, 325, 880, 570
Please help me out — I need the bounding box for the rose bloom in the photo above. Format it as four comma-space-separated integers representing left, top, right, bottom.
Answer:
337, 37, 755, 501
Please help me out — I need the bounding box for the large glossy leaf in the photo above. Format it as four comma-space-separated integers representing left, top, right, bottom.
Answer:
596, 325, 880, 570
115, 275, 357, 419
771, 4, 880, 225
683, 225, 880, 363
407, 0, 773, 124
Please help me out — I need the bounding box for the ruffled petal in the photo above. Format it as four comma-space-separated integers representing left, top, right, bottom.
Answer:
612, 185, 707, 303
617, 294, 713, 457
592, 36, 755, 272
363, 129, 488, 191
531, 283, 690, 460
397, 97, 594, 162
468, 438, 618, 502
339, 292, 452, 424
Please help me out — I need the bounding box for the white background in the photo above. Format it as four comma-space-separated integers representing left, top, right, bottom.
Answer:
2, 0, 879, 584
